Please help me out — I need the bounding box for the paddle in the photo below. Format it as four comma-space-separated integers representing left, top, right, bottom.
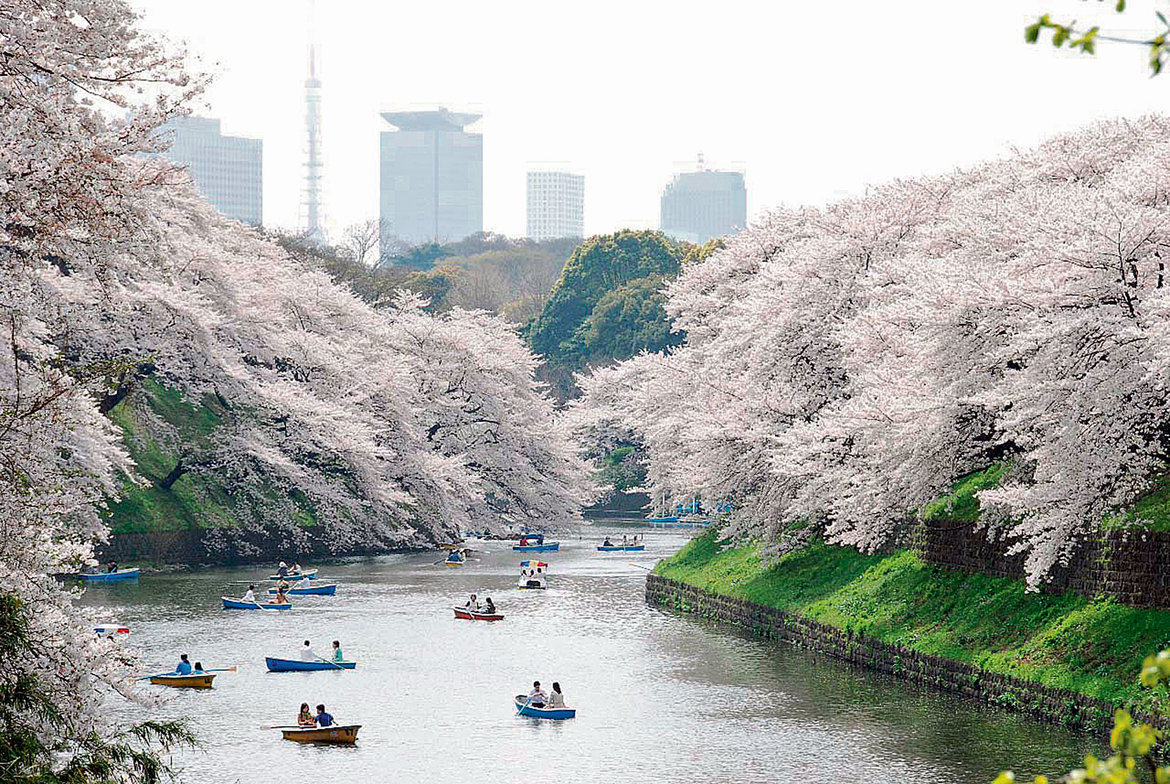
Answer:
200, 666, 238, 673
259, 724, 304, 730
314, 654, 345, 671
628, 562, 652, 571
516, 695, 535, 716
135, 665, 237, 681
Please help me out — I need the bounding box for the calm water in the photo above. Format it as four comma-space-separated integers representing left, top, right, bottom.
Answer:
79, 526, 1096, 784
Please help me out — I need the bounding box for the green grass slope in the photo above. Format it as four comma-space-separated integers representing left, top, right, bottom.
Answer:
655, 530, 1170, 711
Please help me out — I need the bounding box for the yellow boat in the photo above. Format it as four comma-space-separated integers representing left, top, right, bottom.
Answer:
149, 673, 216, 689
281, 724, 361, 745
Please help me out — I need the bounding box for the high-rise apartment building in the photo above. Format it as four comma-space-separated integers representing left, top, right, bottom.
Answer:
160, 116, 263, 226
379, 108, 482, 248
526, 171, 584, 241
659, 157, 746, 244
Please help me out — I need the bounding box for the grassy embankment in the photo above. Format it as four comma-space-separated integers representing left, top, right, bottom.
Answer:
105, 380, 316, 536
654, 467, 1170, 712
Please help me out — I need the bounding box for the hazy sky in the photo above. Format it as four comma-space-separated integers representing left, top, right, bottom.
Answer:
133, 0, 1169, 239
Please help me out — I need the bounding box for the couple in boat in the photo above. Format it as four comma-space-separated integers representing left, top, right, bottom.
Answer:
299, 639, 344, 663
463, 594, 496, 614
170, 653, 206, 675
241, 583, 288, 605
296, 702, 336, 728
523, 680, 566, 709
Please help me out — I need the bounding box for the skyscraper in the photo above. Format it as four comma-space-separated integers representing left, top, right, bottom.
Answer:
379, 108, 483, 248
526, 171, 584, 241
160, 116, 262, 226
659, 156, 746, 244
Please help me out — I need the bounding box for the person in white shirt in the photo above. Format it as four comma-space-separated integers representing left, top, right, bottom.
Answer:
294, 576, 311, 590
241, 585, 256, 603
526, 681, 548, 708
299, 640, 317, 662
465, 594, 479, 610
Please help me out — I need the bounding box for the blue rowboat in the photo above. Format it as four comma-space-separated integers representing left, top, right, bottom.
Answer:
647, 515, 678, 523
267, 583, 337, 596
597, 545, 645, 552
267, 569, 318, 581
513, 542, 559, 552
514, 695, 575, 720
79, 568, 139, 582
265, 657, 356, 672
222, 597, 292, 611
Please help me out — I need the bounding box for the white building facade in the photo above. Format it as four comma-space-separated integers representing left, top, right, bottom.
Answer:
160, 116, 263, 226
526, 171, 584, 241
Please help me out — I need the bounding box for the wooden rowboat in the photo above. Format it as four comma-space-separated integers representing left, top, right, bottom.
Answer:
79, 568, 139, 582
222, 597, 292, 610
281, 724, 361, 744
265, 657, 356, 672
453, 606, 504, 621
266, 583, 337, 596
514, 695, 575, 720
149, 673, 216, 689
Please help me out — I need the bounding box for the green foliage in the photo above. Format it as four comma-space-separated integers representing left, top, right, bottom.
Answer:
922, 463, 1009, 522
526, 230, 687, 365
0, 593, 195, 783
655, 530, 1170, 708
597, 445, 647, 494
1025, 4, 1170, 76
565, 275, 684, 363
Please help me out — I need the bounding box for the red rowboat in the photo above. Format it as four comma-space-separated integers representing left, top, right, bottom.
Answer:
453, 606, 504, 621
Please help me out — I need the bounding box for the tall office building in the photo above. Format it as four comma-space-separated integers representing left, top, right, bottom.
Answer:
161, 116, 262, 226
526, 171, 584, 241
379, 108, 483, 248
659, 156, 746, 243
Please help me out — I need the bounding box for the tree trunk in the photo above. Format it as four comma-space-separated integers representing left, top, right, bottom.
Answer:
157, 459, 186, 490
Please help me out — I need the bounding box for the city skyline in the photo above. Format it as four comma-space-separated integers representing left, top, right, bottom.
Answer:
133, 0, 1168, 239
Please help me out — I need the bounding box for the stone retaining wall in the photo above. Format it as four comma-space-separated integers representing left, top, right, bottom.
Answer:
912, 523, 1170, 608
646, 573, 1158, 733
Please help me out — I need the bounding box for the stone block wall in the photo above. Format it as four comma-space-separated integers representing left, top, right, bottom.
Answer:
646, 573, 1156, 733
912, 523, 1170, 608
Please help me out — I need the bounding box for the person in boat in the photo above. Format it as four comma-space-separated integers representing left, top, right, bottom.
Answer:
519, 536, 529, 546
622, 535, 628, 545
193, 661, 205, 674
546, 682, 565, 708
297, 702, 316, 727
602, 537, 613, 547
174, 654, 192, 675
291, 562, 303, 574
465, 593, 479, 610
527, 681, 547, 708
315, 704, 335, 727
274, 585, 289, 604
241, 584, 257, 603
484, 597, 496, 614
299, 640, 317, 662
276, 561, 289, 578
294, 575, 311, 590
331, 640, 344, 662
106, 561, 118, 574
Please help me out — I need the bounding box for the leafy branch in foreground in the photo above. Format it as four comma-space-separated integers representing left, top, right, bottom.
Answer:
992, 650, 1170, 784
1026, 2, 1170, 75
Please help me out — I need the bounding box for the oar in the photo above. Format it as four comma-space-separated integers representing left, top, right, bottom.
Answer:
516, 695, 535, 716
628, 562, 652, 571
314, 654, 345, 671
200, 666, 238, 673
134, 671, 172, 681
259, 724, 304, 730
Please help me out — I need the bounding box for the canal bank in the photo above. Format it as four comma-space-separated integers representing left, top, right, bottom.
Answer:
648, 531, 1170, 733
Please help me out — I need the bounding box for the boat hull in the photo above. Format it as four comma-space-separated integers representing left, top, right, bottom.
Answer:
267, 584, 337, 596
514, 696, 575, 720
513, 543, 559, 552
265, 657, 356, 672
453, 607, 504, 621
281, 724, 361, 745
222, 597, 292, 610
597, 545, 645, 551
94, 624, 130, 634
267, 569, 318, 581
443, 560, 465, 567
79, 568, 139, 582
150, 673, 215, 689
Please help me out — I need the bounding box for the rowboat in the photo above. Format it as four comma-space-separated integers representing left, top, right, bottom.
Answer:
222, 597, 292, 610
265, 657, 356, 672
443, 554, 466, 566
267, 583, 337, 596
280, 724, 361, 745
94, 624, 130, 634
267, 569, 318, 581
149, 673, 216, 689
513, 542, 559, 552
453, 606, 504, 621
514, 695, 575, 720
438, 542, 465, 550
597, 545, 645, 551
79, 568, 139, 582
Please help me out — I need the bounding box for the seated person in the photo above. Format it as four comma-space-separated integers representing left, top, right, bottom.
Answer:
175, 654, 193, 675
484, 598, 496, 614
106, 561, 118, 573
276, 561, 289, 578
547, 682, 565, 708
331, 640, 344, 662
465, 594, 479, 610
315, 704, 335, 727
298, 702, 315, 727
603, 537, 613, 547
294, 576, 311, 590
241, 585, 257, 603
193, 661, 205, 674
299, 640, 317, 661
527, 681, 548, 708
274, 586, 289, 604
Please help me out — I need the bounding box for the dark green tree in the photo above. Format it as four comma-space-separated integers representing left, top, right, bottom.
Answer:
566, 275, 684, 363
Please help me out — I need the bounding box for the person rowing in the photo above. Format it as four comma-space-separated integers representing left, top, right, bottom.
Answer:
274, 584, 289, 604
526, 681, 547, 708
465, 593, 480, 610
315, 704, 335, 727
294, 575, 311, 590
299, 640, 317, 662
297, 702, 315, 727
276, 561, 289, 578
173, 654, 193, 675
106, 560, 119, 574
602, 536, 614, 547
241, 584, 257, 603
